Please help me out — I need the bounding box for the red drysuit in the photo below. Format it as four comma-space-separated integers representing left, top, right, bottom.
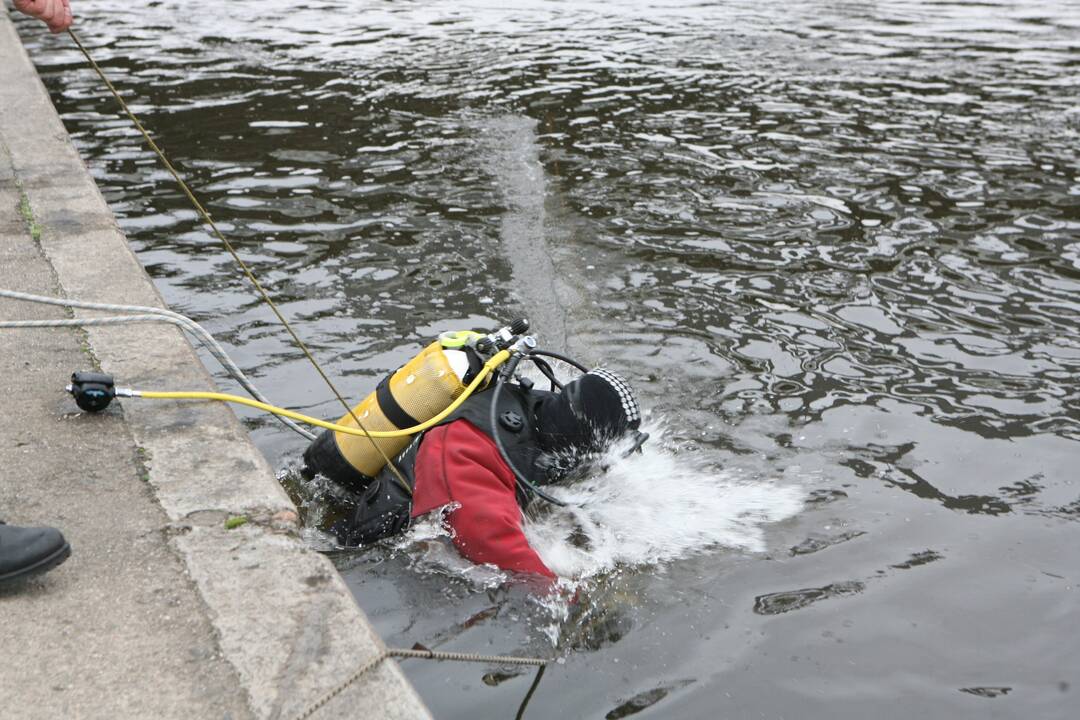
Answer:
409, 419, 556, 582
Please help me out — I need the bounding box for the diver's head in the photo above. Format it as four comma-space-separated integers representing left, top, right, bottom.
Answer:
535, 368, 641, 457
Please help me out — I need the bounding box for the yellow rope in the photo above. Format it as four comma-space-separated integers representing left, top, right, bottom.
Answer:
66, 29, 412, 492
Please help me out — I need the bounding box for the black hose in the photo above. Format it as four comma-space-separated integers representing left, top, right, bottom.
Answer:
490, 352, 568, 507
530, 356, 563, 391
514, 664, 548, 720
527, 349, 589, 374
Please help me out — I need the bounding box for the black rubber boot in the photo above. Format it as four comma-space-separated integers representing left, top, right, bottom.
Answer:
0, 521, 71, 586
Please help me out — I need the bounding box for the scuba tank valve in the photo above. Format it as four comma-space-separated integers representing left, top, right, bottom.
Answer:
475, 318, 529, 356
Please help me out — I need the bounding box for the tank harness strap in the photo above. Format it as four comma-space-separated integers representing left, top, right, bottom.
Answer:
375, 375, 421, 430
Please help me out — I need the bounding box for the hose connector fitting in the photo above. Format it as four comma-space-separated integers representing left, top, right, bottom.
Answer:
67, 371, 115, 412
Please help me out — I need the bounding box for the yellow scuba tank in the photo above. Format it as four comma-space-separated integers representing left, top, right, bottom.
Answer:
302, 330, 484, 487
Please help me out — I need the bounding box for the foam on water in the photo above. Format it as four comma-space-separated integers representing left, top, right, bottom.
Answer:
522, 420, 805, 581
373, 417, 804, 599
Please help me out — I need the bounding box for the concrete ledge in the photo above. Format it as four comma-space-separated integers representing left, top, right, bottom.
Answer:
0, 12, 429, 719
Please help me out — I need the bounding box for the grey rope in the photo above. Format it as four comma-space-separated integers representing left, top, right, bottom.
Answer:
293, 647, 550, 720
388, 647, 548, 666
1, 314, 175, 327
0, 288, 316, 440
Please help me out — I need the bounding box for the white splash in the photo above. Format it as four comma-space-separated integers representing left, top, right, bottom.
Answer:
395, 505, 515, 590
522, 420, 804, 581
293, 417, 804, 596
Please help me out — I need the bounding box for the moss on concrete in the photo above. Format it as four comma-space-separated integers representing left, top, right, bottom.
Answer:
225, 515, 248, 530
16, 183, 42, 241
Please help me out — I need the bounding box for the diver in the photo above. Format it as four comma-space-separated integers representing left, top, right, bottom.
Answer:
302, 329, 642, 586
60, 316, 643, 584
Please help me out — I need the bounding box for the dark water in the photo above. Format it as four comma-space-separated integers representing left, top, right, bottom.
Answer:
19, 1, 1080, 717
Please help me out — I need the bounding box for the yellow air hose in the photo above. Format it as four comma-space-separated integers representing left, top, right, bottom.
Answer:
133, 349, 512, 438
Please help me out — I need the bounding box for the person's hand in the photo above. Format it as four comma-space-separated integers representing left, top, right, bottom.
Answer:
12, 0, 73, 34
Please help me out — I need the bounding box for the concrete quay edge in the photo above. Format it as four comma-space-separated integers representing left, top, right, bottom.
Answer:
0, 12, 430, 720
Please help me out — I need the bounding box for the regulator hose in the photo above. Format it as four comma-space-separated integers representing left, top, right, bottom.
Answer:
125, 349, 512, 439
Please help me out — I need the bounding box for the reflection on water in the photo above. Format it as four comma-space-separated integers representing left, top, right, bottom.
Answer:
20, 0, 1080, 717
753, 581, 866, 616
